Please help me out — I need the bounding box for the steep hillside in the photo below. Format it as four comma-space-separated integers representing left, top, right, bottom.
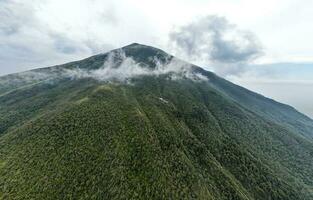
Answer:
0, 43, 312, 199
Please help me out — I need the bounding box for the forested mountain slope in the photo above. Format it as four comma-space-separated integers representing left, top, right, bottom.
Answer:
0, 43, 312, 199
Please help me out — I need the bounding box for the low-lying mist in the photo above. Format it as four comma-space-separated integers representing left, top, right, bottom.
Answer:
63, 49, 208, 82
4, 49, 208, 84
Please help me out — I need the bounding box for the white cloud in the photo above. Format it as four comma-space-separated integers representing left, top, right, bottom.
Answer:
168, 15, 263, 76
1, 0, 313, 76
64, 49, 208, 82
0, 0, 158, 75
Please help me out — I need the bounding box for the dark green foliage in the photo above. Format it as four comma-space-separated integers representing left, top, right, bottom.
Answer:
0, 44, 312, 199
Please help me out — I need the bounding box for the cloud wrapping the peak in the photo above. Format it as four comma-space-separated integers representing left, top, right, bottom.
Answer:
169, 15, 263, 75
63, 49, 208, 82
65, 50, 152, 82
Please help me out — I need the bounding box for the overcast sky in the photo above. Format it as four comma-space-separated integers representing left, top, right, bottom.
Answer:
0, 0, 313, 117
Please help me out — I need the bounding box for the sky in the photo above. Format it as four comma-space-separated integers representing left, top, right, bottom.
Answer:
0, 0, 312, 117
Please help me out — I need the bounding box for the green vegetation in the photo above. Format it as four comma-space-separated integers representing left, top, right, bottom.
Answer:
0, 44, 312, 199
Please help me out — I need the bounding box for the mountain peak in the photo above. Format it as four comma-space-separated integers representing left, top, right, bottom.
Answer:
122, 42, 142, 48
121, 43, 168, 56
122, 42, 155, 49
115, 43, 173, 68
1, 42, 313, 199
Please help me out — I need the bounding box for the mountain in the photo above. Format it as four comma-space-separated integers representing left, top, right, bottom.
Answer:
0, 43, 312, 199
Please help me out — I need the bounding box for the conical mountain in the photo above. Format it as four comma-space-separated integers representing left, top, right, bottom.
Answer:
0, 43, 312, 199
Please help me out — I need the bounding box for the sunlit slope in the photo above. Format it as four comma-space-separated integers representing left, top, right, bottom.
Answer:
0, 44, 312, 199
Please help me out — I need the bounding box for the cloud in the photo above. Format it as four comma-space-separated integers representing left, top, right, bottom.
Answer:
63, 49, 208, 82
0, 0, 116, 75
1, 48, 208, 86
169, 15, 263, 76
0, 0, 163, 76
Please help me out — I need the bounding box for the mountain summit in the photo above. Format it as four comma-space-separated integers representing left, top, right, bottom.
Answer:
0, 44, 313, 199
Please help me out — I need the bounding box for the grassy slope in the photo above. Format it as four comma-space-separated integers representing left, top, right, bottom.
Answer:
0, 76, 312, 199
